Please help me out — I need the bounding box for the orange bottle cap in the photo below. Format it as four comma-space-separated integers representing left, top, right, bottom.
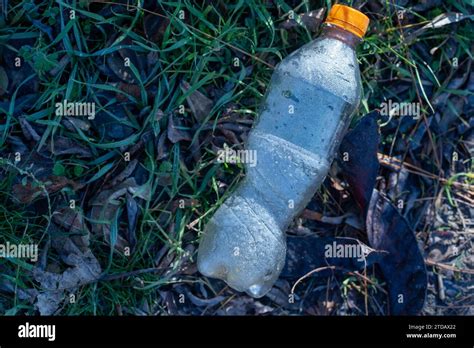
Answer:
324, 4, 369, 38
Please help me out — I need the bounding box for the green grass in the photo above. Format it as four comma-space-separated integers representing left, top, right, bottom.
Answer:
0, 0, 473, 315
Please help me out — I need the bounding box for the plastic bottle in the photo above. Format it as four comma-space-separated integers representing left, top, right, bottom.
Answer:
197, 5, 369, 298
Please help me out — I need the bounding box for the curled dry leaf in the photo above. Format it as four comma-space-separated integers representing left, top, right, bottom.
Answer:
366, 189, 428, 315
339, 111, 427, 314
339, 111, 380, 215
182, 287, 225, 308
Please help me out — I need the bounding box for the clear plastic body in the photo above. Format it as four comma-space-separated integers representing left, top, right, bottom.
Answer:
198, 25, 362, 298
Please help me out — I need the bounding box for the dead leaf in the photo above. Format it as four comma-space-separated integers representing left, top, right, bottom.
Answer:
144, 13, 170, 43
279, 8, 326, 32
281, 236, 385, 279
116, 82, 142, 101
90, 177, 151, 250
52, 208, 90, 251
421, 12, 471, 30
90, 179, 133, 251
48, 55, 71, 77
61, 117, 91, 132
339, 111, 380, 215
126, 193, 138, 250
167, 114, 192, 143
404, 13, 473, 45
106, 54, 137, 84
12, 176, 83, 204
19, 116, 41, 142
180, 80, 214, 123
107, 159, 138, 188
182, 288, 225, 307
128, 182, 152, 201
0, 66, 9, 96
366, 188, 428, 315
156, 131, 169, 160
49, 136, 92, 157
215, 296, 257, 315
33, 236, 101, 315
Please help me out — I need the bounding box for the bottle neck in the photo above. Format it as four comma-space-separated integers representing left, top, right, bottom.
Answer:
320, 24, 361, 49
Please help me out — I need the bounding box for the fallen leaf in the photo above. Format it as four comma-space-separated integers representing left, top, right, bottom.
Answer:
404, 13, 473, 45
91, 101, 135, 141
128, 182, 152, 201
61, 117, 91, 132
144, 13, 170, 43
421, 12, 472, 30
106, 54, 137, 84
126, 193, 138, 250
366, 188, 428, 315
279, 8, 325, 32
116, 82, 142, 101
281, 236, 385, 279
52, 208, 90, 251
180, 80, 214, 123
167, 114, 192, 143
107, 159, 138, 188
19, 116, 41, 142
33, 236, 101, 315
3, 40, 39, 97
339, 111, 380, 215
156, 131, 169, 160
49, 136, 92, 157
12, 176, 83, 204
182, 287, 225, 307
48, 55, 71, 77
90, 179, 134, 251
0, 66, 8, 96
90, 177, 151, 250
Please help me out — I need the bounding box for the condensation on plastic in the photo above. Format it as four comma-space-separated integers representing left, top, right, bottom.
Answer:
197, 29, 362, 298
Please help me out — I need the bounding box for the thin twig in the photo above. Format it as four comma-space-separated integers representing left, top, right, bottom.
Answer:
425, 259, 474, 275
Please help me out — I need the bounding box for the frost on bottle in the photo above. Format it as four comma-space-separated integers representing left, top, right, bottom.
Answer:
198, 5, 370, 298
